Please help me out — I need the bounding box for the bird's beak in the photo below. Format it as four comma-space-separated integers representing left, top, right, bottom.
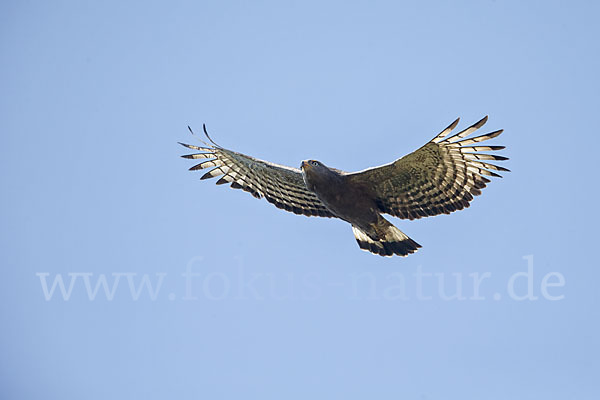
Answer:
301, 160, 309, 170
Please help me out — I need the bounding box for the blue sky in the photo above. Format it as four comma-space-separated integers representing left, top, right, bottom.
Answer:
1, 0, 599, 399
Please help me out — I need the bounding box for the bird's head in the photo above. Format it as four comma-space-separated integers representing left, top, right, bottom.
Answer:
300, 159, 324, 171
301, 160, 338, 192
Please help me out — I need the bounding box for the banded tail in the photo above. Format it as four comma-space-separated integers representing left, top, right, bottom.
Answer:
352, 217, 421, 257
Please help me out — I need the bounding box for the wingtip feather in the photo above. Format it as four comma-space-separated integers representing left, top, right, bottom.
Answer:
202, 123, 219, 146
477, 115, 489, 127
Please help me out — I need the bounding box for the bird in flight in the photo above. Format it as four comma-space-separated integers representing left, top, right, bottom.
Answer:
180, 116, 508, 257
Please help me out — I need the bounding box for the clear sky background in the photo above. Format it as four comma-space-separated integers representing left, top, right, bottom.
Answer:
1, 1, 599, 399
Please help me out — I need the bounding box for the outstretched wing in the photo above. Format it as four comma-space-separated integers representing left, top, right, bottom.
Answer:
346, 116, 509, 220
179, 127, 334, 218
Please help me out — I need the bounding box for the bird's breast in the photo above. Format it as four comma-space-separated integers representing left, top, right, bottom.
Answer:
311, 179, 377, 223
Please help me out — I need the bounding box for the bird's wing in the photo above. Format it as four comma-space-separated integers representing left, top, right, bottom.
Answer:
346, 116, 509, 220
179, 128, 335, 218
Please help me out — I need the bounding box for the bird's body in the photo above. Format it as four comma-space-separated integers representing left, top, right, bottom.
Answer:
302, 163, 374, 225
300, 162, 420, 255
180, 116, 508, 257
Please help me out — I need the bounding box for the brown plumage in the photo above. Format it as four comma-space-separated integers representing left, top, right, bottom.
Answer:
180, 116, 508, 257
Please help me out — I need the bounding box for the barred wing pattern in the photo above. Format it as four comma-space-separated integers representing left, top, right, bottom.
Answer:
347, 116, 509, 220
179, 134, 334, 218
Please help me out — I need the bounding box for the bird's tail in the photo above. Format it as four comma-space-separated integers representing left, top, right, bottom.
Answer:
352, 217, 421, 257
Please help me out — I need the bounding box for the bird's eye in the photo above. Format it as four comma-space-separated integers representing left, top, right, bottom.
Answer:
310, 161, 319, 166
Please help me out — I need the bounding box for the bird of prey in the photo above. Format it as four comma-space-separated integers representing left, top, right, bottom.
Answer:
180, 116, 508, 257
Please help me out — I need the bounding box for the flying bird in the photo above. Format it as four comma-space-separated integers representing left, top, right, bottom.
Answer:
180, 116, 508, 257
